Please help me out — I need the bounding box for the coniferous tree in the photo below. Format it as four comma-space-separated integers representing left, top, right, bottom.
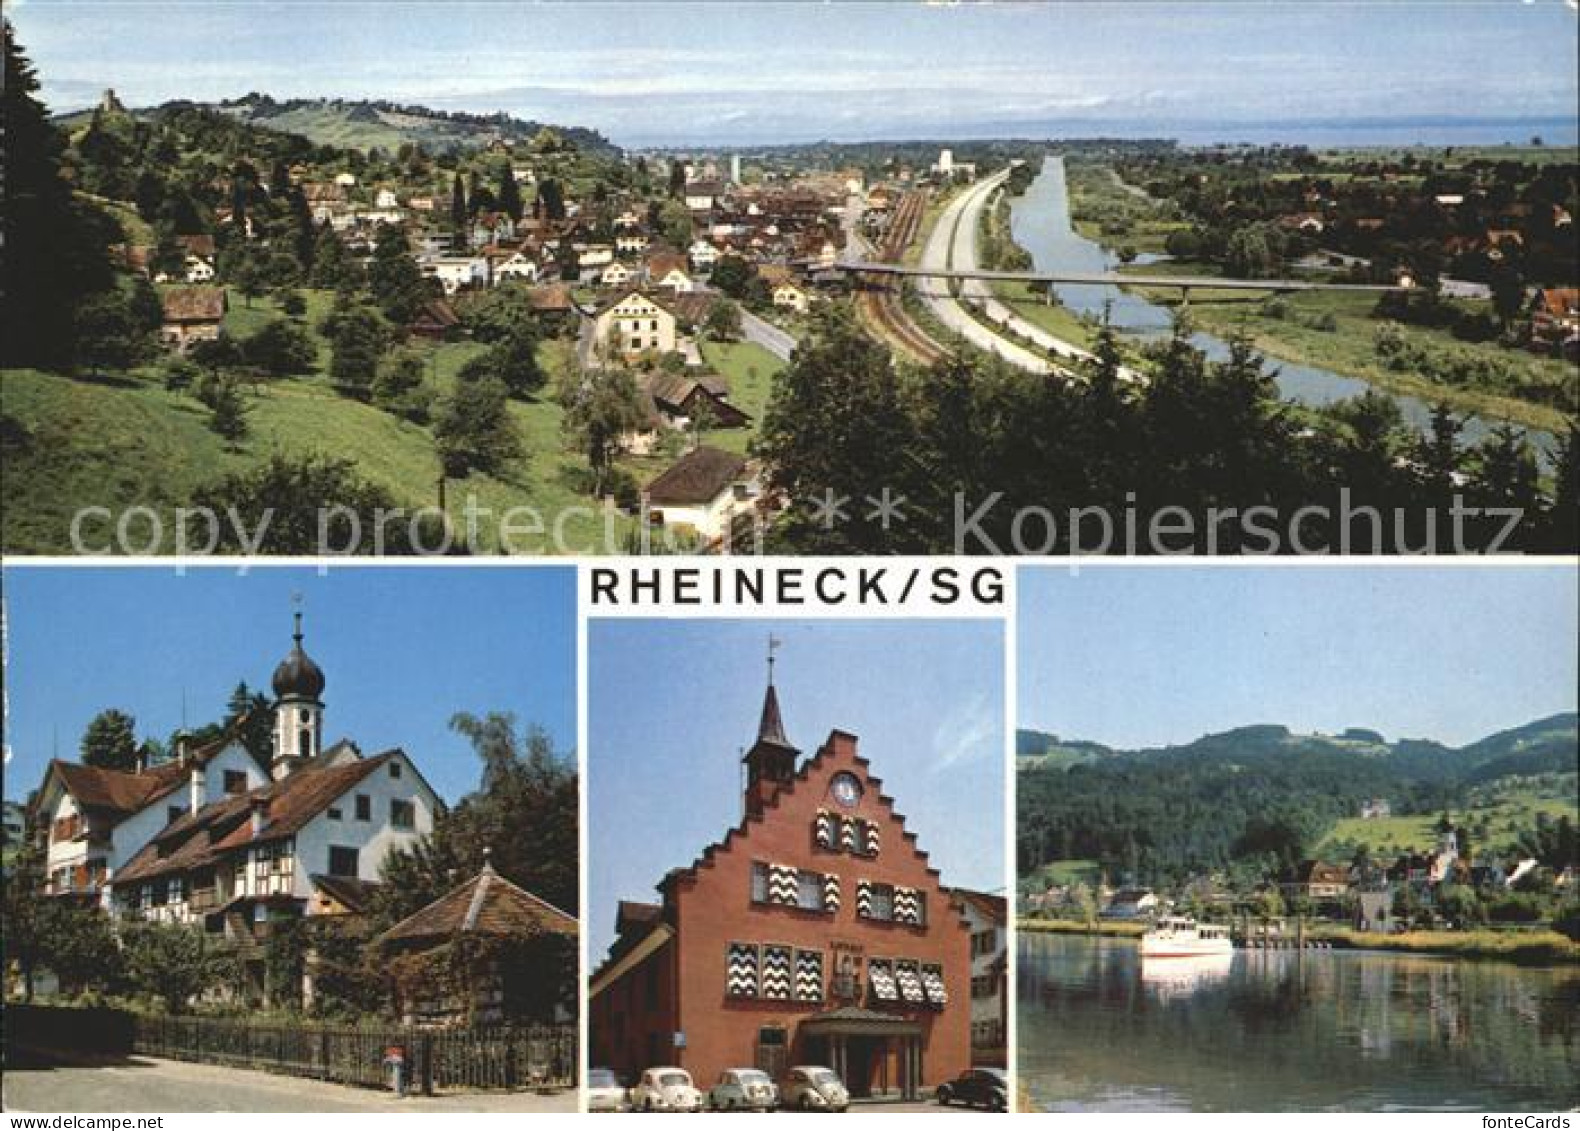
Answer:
81, 709, 139, 771
497, 165, 524, 222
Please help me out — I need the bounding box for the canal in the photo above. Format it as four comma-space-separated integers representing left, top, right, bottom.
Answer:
1018, 932, 1580, 1111
1008, 155, 1555, 456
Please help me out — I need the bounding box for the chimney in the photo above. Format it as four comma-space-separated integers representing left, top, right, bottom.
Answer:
188, 761, 205, 817
176, 731, 190, 767
250, 796, 268, 836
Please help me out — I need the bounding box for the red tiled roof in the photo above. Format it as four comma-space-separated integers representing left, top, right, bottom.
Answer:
378, 861, 577, 946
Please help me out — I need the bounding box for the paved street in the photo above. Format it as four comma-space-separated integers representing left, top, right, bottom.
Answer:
738, 307, 797, 362
2, 1050, 576, 1113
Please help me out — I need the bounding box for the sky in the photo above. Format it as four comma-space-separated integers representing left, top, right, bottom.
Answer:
586, 618, 1006, 960
1, 566, 577, 805
1018, 564, 1579, 751
9, 1, 1579, 147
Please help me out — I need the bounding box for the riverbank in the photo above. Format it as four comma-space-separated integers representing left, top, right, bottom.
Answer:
1055, 164, 1576, 438
1310, 926, 1580, 966
1018, 917, 1580, 964
1115, 264, 1575, 436
1017, 917, 1148, 938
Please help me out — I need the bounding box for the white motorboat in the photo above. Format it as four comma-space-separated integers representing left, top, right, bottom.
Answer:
1140, 916, 1234, 958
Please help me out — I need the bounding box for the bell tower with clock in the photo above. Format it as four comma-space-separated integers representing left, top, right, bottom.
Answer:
742, 637, 799, 818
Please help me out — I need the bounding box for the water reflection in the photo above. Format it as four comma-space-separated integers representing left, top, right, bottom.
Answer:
1140, 953, 1234, 1004
1019, 933, 1580, 1111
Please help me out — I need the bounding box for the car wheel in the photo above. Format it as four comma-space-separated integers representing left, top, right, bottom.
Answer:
935, 1087, 951, 1106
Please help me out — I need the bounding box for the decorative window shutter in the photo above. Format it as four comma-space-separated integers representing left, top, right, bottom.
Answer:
840, 818, 857, 853
768, 863, 798, 906
855, 879, 873, 918
761, 945, 793, 1000
895, 961, 926, 1004
823, 873, 841, 913
814, 809, 834, 849
864, 821, 880, 857
894, 886, 920, 925
868, 958, 898, 1002
921, 964, 948, 1006
727, 942, 759, 997
794, 950, 824, 1001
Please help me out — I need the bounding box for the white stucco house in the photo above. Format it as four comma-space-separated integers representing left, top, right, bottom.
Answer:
644, 445, 758, 543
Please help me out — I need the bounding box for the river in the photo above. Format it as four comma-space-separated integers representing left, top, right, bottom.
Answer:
1018, 933, 1580, 1112
1008, 156, 1555, 455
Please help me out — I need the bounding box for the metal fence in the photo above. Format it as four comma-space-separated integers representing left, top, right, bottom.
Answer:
132, 1013, 577, 1094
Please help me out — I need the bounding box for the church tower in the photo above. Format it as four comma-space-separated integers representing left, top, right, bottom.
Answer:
742, 638, 799, 818
270, 610, 325, 780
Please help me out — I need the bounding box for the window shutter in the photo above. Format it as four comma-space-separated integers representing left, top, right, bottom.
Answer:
768, 863, 798, 906
855, 879, 873, 918
795, 950, 824, 1001
762, 945, 792, 1000
823, 873, 841, 913
727, 942, 759, 998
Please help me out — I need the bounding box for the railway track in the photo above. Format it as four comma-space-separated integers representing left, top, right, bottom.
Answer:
854, 189, 949, 365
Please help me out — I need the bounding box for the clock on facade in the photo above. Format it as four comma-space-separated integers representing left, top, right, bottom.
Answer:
830, 772, 863, 808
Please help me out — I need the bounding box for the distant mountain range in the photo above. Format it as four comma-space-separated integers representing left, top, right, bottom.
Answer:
1018, 714, 1578, 779
56, 93, 619, 157
1017, 714, 1578, 881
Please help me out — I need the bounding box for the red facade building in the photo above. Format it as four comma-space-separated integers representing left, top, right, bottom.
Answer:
589, 678, 973, 1101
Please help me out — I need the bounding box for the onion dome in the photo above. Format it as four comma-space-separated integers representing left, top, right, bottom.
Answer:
272, 612, 325, 701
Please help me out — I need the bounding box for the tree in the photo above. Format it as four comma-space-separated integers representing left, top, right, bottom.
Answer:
2, 23, 118, 368
73, 291, 146, 377
1488, 262, 1526, 330
242, 318, 316, 376
1069, 881, 1098, 928
372, 347, 435, 423
755, 306, 919, 552
227, 243, 270, 308
658, 199, 693, 249
367, 225, 432, 323
187, 452, 444, 554
703, 298, 743, 341
459, 324, 544, 399
325, 304, 389, 400
278, 289, 307, 319
435, 374, 523, 477
377, 712, 578, 922
535, 178, 566, 222
497, 165, 524, 222
81, 708, 139, 770
709, 255, 757, 301
308, 224, 361, 291
207, 377, 249, 444
121, 922, 240, 1013
560, 368, 646, 495
35, 903, 124, 997
450, 171, 468, 233
226, 681, 273, 764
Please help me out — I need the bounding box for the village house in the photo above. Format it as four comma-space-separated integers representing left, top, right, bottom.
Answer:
641, 370, 749, 431
1530, 287, 1579, 358
421, 255, 490, 295
1359, 798, 1392, 820
104, 614, 441, 1001
589, 677, 973, 1100
374, 187, 400, 210
159, 286, 227, 350
948, 889, 1006, 1068
600, 260, 637, 288
491, 249, 541, 285
1100, 889, 1158, 920
377, 858, 577, 1028
592, 290, 679, 360
684, 180, 724, 212
616, 233, 651, 257
687, 239, 722, 270
469, 211, 517, 250
643, 445, 757, 543
407, 298, 463, 341
1279, 860, 1352, 903
645, 251, 695, 292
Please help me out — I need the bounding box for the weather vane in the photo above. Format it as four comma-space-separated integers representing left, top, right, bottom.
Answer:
767, 633, 783, 684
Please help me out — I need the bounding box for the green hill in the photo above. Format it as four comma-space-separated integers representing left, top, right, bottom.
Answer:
1017, 715, 1578, 884
57, 94, 618, 157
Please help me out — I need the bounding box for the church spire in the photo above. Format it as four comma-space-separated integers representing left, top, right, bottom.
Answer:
743, 636, 798, 818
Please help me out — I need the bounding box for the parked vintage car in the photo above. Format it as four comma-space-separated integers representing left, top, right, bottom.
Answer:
935, 1067, 1007, 1111
586, 1067, 629, 1112
781, 1065, 849, 1111
630, 1066, 705, 1112
707, 1067, 778, 1111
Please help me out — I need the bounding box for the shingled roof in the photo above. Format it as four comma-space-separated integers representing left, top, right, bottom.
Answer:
378, 860, 577, 947
645, 445, 746, 506
161, 286, 227, 324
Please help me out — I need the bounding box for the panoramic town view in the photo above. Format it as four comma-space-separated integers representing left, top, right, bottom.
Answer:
2, 3, 1575, 555
1016, 566, 1579, 1112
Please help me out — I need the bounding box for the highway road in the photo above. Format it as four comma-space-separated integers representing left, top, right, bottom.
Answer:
917, 172, 1054, 374
739, 306, 797, 362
